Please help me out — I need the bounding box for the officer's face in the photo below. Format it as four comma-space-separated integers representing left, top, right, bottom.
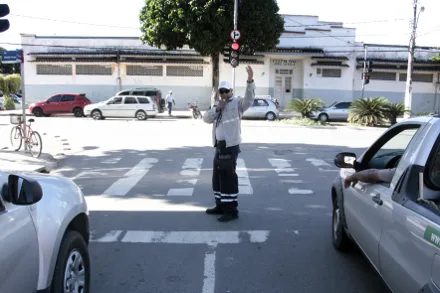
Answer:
219, 88, 233, 100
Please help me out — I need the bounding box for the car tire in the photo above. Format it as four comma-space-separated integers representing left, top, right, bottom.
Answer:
136, 110, 147, 120
265, 111, 276, 121
51, 230, 90, 293
33, 108, 44, 117
91, 110, 102, 120
73, 107, 84, 117
319, 113, 329, 122
332, 197, 352, 251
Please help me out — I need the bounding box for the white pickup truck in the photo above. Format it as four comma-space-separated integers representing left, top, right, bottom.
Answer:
332, 114, 440, 293
0, 171, 90, 293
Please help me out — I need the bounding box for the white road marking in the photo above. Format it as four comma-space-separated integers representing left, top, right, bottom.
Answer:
202, 245, 217, 293
268, 158, 291, 169
275, 168, 296, 173
278, 174, 299, 177
288, 188, 314, 195
93, 230, 123, 243
103, 158, 158, 196
92, 230, 270, 244
306, 158, 331, 167
101, 157, 122, 164
237, 158, 253, 195
318, 168, 339, 172
281, 180, 304, 184
168, 158, 203, 196
86, 196, 207, 211
71, 171, 109, 181
167, 188, 194, 196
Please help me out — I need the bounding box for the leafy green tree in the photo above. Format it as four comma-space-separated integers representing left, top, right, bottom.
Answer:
284, 98, 324, 118
139, 0, 285, 103
0, 74, 21, 110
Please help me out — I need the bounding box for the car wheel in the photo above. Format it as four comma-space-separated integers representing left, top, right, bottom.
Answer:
73, 107, 84, 117
33, 108, 44, 117
91, 110, 102, 120
136, 110, 147, 120
265, 112, 276, 121
51, 230, 90, 293
332, 197, 352, 251
318, 113, 329, 122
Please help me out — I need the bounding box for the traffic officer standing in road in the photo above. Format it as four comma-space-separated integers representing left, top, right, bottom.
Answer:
203, 65, 255, 222
166, 90, 175, 116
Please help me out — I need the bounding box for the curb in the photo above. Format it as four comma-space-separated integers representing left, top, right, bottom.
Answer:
243, 121, 388, 131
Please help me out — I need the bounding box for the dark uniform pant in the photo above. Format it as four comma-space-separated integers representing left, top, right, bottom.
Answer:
212, 140, 240, 209
168, 102, 173, 115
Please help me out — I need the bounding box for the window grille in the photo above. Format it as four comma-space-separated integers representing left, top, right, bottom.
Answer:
166, 65, 203, 77
399, 73, 433, 83
126, 65, 163, 76
369, 71, 396, 81
76, 65, 112, 75
36, 64, 72, 75
322, 68, 341, 78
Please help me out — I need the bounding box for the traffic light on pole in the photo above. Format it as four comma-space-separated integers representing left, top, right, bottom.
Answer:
365, 73, 370, 85
0, 4, 10, 33
230, 41, 240, 68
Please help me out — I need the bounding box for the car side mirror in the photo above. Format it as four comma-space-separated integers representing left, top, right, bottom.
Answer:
334, 152, 357, 168
1, 174, 43, 205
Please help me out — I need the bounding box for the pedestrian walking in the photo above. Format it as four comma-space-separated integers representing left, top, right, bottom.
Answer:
166, 90, 175, 116
203, 65, 255, 222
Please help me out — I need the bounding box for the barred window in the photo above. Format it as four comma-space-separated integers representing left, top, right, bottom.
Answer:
399, 73, 433, 83
127, 65, 163, 76
166, 65, 203, 77
37, 64, 72, 75
76, 65, 112, 75
322, 68, 341, 78
369, 72, 396, 81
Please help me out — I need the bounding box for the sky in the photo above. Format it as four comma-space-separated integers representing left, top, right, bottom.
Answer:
1, 0, 439, 50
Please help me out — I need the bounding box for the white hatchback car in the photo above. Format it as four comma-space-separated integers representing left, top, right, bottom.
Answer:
84, 95, 158, 120
0, 171, 90, 293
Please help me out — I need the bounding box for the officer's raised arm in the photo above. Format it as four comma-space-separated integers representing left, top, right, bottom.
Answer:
238, 65, 255, 113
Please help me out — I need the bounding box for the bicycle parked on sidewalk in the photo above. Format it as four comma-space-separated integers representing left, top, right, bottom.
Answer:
9, 114, 43, 158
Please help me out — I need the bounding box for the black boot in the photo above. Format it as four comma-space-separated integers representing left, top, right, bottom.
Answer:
206, 199, 223, 215
217, 202, 239, 222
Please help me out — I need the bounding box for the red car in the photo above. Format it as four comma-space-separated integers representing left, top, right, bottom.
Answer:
29, 93, 92, 117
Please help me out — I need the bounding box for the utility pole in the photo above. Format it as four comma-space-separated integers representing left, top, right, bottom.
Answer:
233, 0, 238, 92
20, 49, 27, 151
404, 0, 424, 118
361, 45, 368, 99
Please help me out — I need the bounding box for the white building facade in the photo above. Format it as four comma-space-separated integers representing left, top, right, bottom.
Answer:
21, 14, 440, 113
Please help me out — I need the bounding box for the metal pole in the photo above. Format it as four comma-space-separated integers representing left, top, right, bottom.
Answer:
361, 45, 367, 99
20, 49, 27, 150
404, 0, 418, 118
232, 0, 238, 93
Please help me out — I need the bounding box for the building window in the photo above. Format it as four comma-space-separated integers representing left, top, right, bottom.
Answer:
166, 65, 203, 77
369, 71, 396, 81
76, 65, 113, 75
126, 65, 163, 76
399, 73, 433, 83
276, 69, 293, 75
36, 64, 72, 75
322, 68, 341, 78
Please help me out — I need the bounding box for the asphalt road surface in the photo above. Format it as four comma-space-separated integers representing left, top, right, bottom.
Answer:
53, 140, 390, 293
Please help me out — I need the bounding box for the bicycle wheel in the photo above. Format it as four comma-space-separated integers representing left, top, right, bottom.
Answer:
28, 131, 43, 158
10, 126, 23, 151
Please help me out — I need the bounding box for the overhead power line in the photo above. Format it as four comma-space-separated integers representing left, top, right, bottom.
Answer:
10, 13, 140, 30
284, 18, 407, 28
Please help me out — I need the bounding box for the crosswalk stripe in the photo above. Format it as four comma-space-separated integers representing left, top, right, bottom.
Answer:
237, 158, 253, 195
168, 158, 203, 196
268, 159, 298, 177
103, 158, 158, 196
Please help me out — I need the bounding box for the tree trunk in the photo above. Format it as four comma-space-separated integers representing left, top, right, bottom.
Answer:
210, 52, 220, 106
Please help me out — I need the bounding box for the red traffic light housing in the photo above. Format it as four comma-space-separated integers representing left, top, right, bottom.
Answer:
365, 74, 370, 85
230, 42, 240, 68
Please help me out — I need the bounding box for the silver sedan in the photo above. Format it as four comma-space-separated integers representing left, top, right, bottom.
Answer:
242, 97, 280, 121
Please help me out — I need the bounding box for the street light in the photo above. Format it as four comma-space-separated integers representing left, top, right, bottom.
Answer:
404, 0, 425, 119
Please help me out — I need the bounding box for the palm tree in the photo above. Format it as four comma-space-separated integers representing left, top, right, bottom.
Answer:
383, 103, 410, 125
348, 97, 388, 126
285, 98, 324, 118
